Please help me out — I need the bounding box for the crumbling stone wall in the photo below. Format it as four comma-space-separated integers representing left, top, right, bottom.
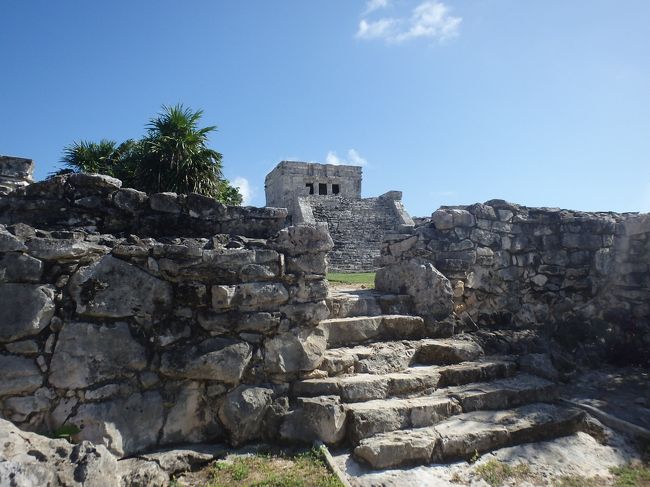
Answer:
0, 172, 287, 239
379, 200, 650, 364
0, 173, 334, 457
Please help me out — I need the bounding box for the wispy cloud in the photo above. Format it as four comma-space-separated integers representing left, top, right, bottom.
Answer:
233, 176, 254, 205
356, 1, 461, 44
363, 0, 391, 15
325, 149, 368, 166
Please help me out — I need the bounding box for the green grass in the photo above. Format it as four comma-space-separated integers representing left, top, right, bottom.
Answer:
327, 272, 375, 287
474, 459, 532, 487
198, 448, 344, 487
611, 464, 650, 487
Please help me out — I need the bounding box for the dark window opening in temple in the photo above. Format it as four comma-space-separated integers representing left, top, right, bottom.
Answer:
319, 183, 327, 195
306, 183, 314, 194
332, 184, 340, 194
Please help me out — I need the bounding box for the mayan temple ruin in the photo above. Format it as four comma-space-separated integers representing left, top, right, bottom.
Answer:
1, 155, 649, 485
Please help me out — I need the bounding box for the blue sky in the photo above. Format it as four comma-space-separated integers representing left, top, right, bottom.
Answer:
1, 1, 649, 216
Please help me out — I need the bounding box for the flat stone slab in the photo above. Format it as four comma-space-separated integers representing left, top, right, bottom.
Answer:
319, 315, 426, 348
354, 403, 586, 469
319, 337, 486, 376
295, 359, 517, 402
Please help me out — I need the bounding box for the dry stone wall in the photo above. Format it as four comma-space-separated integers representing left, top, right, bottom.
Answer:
0, 172, 287, 239
0, 173, 334, 457
379, 200, 650, 365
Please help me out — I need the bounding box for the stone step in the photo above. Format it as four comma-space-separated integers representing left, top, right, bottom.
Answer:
319, 337, 484, 376
295, 359, 517, 403
318, 315, 427, 348
443, 373, 557, 412
326, 290, 411, 319
344, 374, 556, 441
353, 403, 586, 469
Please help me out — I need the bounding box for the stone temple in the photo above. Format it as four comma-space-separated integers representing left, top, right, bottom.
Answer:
265, 160, 414, 271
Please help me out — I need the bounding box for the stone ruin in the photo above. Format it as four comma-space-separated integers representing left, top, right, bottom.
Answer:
0, 156, 34, 196
0, 155, 649, 484
265, 161, 414, 271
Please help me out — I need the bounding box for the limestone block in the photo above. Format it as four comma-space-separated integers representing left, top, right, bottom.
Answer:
0, 418, 121, 487
70, 391, 164, 456
5, 339, 39, 355
218, 385, 274, 446
281, 395, 346, 445
160, 338, 252, 384
0, 252, 42, 282
264, 327, 328, 374
113, 187, 148, 213
49, 322, 147, 389
3, 388, 54, 419
0, 354, 42, 396
239, 263, 278, 281
69, 255, 173, 320
561, 232, 603, 250
471, 228, 500, 246
280, 300, 329, 326
68, 172, 122, 191
161, 382, 220, 445
0, 283, 55, 342
289, 278, 329, 303
211, 285, 236, 309
185, 192, 226, 219
269, 224, 334, 256
26, 238, 109, 262
149, 192, 181, 214
285, 253, 328, 275
0, 226, 27, 252
375, 259, 453, 319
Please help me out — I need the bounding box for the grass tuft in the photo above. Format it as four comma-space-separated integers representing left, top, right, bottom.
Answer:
474, 459, 531, 487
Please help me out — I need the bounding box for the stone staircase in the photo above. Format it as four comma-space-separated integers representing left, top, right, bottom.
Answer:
281, 288, 591, 470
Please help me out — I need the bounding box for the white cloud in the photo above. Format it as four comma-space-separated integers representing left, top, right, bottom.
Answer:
325, 149, 368, 166
356, 18, 398, 40
356, 1, 461, 43
325, 151, 343, 165
364, 0, 391, 15
233, 176, 253, 205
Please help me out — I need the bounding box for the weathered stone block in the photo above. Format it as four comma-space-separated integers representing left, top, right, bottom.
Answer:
160, 338, 252, 383
70, 391, 164, 456
375, 259, 453, 319
0, 283, 55, 342
0, 226, 27, 252
269, 223, 334, 256
0, 252, 43, 282
218, 385, 274, 446
69, 255, 173, 320
264, 328, 327, 374
49, 322, 147, 389
149, 192, 181, 214
0, 354, 42, 396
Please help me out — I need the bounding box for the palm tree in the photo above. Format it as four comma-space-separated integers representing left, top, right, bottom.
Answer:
59, 139, 139, 187
56, 104, 242, 204
135, 104, 226, 198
